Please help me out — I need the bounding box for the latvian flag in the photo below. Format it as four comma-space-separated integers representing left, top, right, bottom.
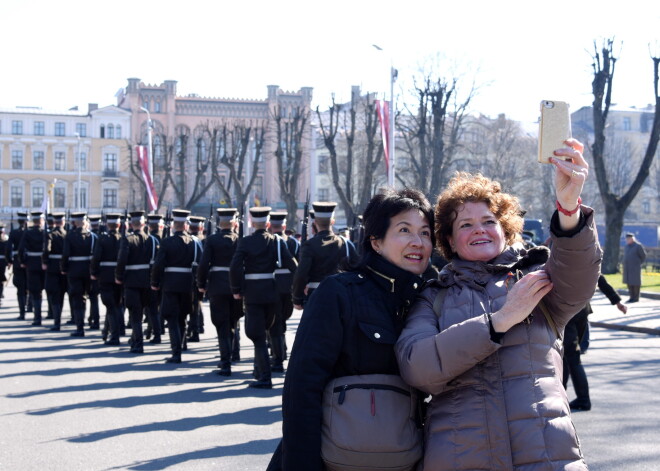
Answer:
136, 145, 158, 211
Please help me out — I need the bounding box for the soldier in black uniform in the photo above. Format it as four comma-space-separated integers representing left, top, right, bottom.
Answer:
197, 208, 243, 376
292, 202, 358, 309
0, 223, 9, 309
187, 215, 206, 340
151, 209, 198, 364
229, 207, 297, 388
18, 211, 46, 325
268, 212, 300, 369
61, 212, 96, 337
6, 212, 29, 319
42, 213, 67, 330
115, 210, 159, 353
145, 213, 165, 344
91, 213, 124, 345
86, 215, 103, 329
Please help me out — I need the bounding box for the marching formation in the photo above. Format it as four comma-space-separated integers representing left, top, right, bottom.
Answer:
1, 202, 358, 389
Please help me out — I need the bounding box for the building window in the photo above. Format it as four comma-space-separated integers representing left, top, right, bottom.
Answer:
12, 121, 23, 135
643, 200, 650, 214
33, 150, 45, 170
76, 123, 87, 137
10, 186, 23, 207
154, 101, 161, 113
54, 151, 66, 171
104, 153, 117, 172
103, 188, 118, 208
75, 187, 88, 209
34, 121, 45, 136
116, 125, 122, 139
108, 124, 115, 139
76, 151, 87, 171
54, 187, 66, 208
318, 154, 329, 174
12, 150, 23, 169
623, 117, 632, 131
142, 101, 149, 111
318, 188, 330, 202
54, 122, 66, 136
100, 125, 105, 138
32, 186, 45, 208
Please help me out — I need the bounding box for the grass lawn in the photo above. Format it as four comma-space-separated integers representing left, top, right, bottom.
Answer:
603, 271, 660, 293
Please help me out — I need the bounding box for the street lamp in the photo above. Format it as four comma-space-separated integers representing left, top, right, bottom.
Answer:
75, 132, 82, 211
372, 44, 397, 188
140, 106, 154, 212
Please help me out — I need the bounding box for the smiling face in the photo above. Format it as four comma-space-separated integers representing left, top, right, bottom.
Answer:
447, 201, 506, 262
370, 209, 433, 275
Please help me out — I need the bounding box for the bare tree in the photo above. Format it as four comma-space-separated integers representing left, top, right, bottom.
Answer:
590, 39, 660, 273
273, 106, 309, 228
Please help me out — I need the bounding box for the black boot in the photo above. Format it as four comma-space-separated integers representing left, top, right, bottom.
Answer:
217, 335, 232, 376
231, 326, 241, 362
17, 292, 26, 320
31, 298, 43, 326
270, 335, 286, 373
249, 346, 272, 389
50, 304, 62, 331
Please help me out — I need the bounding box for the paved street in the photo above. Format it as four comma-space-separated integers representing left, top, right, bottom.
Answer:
1, 285, 659, 470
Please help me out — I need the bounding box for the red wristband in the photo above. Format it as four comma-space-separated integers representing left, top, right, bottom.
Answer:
556, 197, 582, 216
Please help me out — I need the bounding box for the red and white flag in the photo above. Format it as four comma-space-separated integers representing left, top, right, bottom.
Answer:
136, 145, 158, 211
375, 100, 390, 178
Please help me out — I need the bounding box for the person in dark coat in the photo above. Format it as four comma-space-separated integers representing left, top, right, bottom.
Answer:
229, 207, 297, 389
291, 202, 358, 309
6, 212, 29, 319
187, 215, 206, 341
90, 213, 124, 345
563, 274, 627, 411
151, 209, 198, 364
268, 189, 434, 470
115, 211, 159, 353
42, 213, 67, 330
197, 208, 243, 376
623, 233, 646, 303
61, 212, 96, 337
18, 211, 46, 326
86, 215, 103, 329
145, 213, 165, 343
0, 223, 8, 308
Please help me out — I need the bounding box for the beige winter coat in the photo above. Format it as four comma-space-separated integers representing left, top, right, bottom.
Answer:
396, 208, 602, 470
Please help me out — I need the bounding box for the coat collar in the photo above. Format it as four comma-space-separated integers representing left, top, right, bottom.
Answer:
363, 252, 424, 308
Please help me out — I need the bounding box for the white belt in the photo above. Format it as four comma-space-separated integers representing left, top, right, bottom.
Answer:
26, 251, 43, 257
100, 261, 117, 267
245, 273, 275, 280
70, 256, 91, 261
126, 264, 149, 270
210, 266, 229, 272
165, 267, 192, 273
307, 282, 321, 289
49, 254, 62, 259
274, 268, 291, 275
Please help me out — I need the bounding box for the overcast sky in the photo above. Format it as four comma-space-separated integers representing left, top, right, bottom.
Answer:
1, 0, 658, 125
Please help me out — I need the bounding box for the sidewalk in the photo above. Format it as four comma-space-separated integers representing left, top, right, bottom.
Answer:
589, 290, 660, 335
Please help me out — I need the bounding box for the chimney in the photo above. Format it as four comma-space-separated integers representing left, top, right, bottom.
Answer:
88, 103, 98, 114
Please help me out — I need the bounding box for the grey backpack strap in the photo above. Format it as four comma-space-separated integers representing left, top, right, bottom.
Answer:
432, 287, 447, 319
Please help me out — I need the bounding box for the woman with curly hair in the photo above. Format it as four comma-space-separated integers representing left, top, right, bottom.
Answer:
396, 139, 602, 470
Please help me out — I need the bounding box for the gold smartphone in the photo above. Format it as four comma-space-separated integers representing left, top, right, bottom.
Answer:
538, 100, 571, 163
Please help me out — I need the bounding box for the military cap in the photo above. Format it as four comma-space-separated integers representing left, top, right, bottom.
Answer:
189, 216, 206, 226
105, 213, 122, 224
16, 211, 28, 220
172, 209, 191, 222
312, 202, 337, 219
147, 213, 164, 223
30, 210, 44, 219
269, 212, 287, 225
625, 232, 635, 238
88, 214, 102, 224
51, 212, 65, 220
249, 206, 271, 222
70, 212, 86, 222
216, 208, 238, 221
309, 210, 315, 219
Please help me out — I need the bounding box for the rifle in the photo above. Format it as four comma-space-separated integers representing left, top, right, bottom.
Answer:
300, 190, 310, 243
238, 202, 245, 239
10, 211, 14, 232
215, 206, 221, 234
122, 202, 128, 238
65, 209, 71, 232
206, 205, 213, 238
164, 203, 172, 238
100, 209, 107, 234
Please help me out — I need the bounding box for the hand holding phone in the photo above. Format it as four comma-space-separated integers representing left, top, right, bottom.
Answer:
538, 100, 571, 164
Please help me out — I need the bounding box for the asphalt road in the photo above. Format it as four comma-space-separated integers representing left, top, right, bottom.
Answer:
1, 284, 659, 470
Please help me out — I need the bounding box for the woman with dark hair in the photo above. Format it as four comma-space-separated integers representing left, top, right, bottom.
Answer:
395, 139, 602, 470
268, 188, 434, 470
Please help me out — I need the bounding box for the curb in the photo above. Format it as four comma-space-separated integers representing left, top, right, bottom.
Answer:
590, 321, 660, 336
617, 289, 660, 301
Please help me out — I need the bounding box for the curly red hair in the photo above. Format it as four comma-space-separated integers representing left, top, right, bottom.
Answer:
435, 172, 524, 259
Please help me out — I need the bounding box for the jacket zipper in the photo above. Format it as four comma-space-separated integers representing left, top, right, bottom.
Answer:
334, 383, 411, 405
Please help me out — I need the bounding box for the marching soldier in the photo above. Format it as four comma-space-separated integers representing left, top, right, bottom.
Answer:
197, 208, 243, 376
87, 215, 102, 329
43, 214, 55, 320
6, 212, 29, 319
42, 213, 67, 331
18, 211, 46, 326
229, 207, 297, 389
268, 212, 299, 369
90, 213, 124, 345
115, 210, 159, 354
61, 212, 95, 337
145, 213, 165, 343
187, 215, 206, 339
0, 223, 7, 308
151, 209, 198, 364
291, 202, 358, 309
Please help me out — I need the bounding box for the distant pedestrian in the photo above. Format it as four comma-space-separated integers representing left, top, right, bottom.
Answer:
623, 233, 646, 303
563, 274, 627, 412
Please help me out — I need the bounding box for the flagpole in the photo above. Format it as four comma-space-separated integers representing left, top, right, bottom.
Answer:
389, 65, 396, 188
140, 106, 154, 213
